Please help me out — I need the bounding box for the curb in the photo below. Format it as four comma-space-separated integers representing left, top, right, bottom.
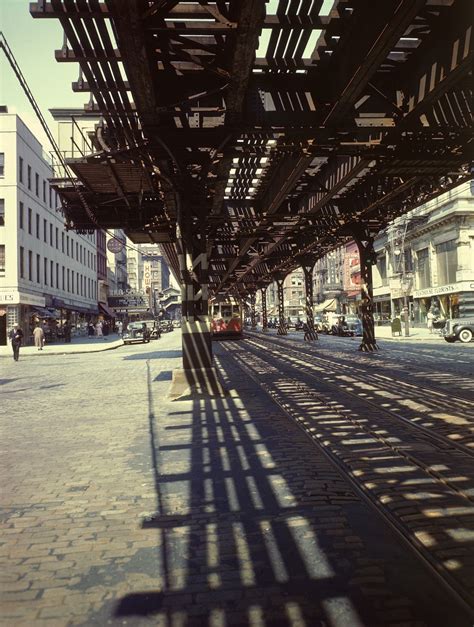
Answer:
0, 342, 124, 359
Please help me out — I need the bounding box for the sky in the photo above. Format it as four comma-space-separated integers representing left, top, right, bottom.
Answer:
0, 0, 86, 153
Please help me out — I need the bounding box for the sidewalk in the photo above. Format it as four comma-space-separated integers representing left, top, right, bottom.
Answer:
0, 334, 123, 358
373, 324, 445, 342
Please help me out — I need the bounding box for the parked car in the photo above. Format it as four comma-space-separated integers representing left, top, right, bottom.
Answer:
172, 319, 181, 328
122, 321, 152, 345
159, 320, 174, 333
442, 318, 474, 343
344, 316, 363, 336
139, 319, 162, 340
287, 317, 304, 330
330, 316, 356, 337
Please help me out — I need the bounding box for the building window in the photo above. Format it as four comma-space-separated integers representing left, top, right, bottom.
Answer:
67, 268, 70, 292
49, 186, 52, 208
44, 219, 47, 242
0, 245, 5, 274
35, 173, 39, 196
36, 213, 40, 238
71, 270, 75, 294
27, 165, 31, 189
50, 223, 53, 245
62, 266, 65, 290
28, 250, 33, 281
44, 257, 48, 286
416, 248, 430, 289
19, 247, 24, 278
36, 253, 40, 283
0, 199, 4, 226
61, 232, 64, 253
377, 255, 387, 285
55, 227, 58, 249
19, 202, 24, 229
50, 260, 54, 287
56, 263, 59, 288
28, 207, 32, 234
66, 235, 69, 256
436, 239, 457, 285
76, 242, 79, 260
19, 157, 23, 183
43, 180, 46, 203
0, 153, 4, 176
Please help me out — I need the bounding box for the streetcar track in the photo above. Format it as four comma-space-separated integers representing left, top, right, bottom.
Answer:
242, 337, 474, 503
245, 334, 474, 454
219, 342, 474, 616
251, 331, 474, 407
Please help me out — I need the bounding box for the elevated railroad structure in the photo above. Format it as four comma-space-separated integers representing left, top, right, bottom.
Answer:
31, 0, 473, 384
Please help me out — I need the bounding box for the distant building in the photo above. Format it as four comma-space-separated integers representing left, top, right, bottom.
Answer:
311, 182, 474, 324
0, 112, 98, 345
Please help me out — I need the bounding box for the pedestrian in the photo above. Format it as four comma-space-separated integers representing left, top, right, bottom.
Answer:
427, 310, 435, 334
96, 320, 103, 339
9, 325, 24, 361
64, 322, 72, 343
116, 320, 123, 336
88, 321, 95, 337
33, 324, 45, 350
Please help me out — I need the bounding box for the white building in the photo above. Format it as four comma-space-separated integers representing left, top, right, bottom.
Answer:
0, 112, 99, 345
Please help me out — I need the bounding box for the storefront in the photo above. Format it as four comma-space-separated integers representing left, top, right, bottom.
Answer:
412, 281, 474, 323
0, 289, 46, 346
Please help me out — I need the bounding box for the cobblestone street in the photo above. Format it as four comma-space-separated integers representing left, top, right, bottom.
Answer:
1, 331, 473, 626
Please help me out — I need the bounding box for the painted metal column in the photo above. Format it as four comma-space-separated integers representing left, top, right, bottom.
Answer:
276, 278, 287, 335
302, 263, 318, 341
353, 228, 378, 352
174, 194, 224, 395
261, 287, 268, 332
250, 291, 257, 328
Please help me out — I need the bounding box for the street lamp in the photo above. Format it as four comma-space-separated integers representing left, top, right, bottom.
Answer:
401, 274, 412, 337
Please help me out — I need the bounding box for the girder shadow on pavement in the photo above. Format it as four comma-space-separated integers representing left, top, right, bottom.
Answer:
223, 339, 474, 617
122, 350, 182, 361
111, 350, 470, 626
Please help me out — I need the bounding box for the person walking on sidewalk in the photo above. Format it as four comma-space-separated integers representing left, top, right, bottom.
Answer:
33, 324, 45, 350
9, 325, 24, 361
427, 310, 435, 334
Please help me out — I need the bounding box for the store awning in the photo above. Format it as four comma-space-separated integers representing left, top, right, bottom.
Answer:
99, 302, 116, 318
31, 307, 57, 319
314, 299, 337, 312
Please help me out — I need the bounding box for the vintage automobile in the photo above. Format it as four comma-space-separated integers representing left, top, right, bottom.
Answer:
344, 316, 363, 337
122, 321, 153, 345
330, 316, 356, 337
159, 319, 174, 333
139, 319, 162, 340
442, 318, 474, 343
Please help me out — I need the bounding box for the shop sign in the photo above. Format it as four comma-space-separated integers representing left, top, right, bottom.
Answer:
413, 281, 474, 299
143, 262, 152, 289
107, 237, 124, 253
0, 291, 45, 306
108, 294, 148, 309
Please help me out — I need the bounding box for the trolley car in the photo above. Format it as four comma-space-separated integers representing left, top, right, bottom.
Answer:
210, 298, 243, 339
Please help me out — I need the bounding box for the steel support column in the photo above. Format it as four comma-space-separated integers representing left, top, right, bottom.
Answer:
249, 291, 257, 328
302, 262, 318, 341
353, 228, 378, 352
275, 277, 287, 335
261, 287, 268, 332
173, 196, 224, 396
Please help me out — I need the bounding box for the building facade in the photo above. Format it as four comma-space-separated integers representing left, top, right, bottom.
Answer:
311, 181, 474, 324
0, 112, 99, 344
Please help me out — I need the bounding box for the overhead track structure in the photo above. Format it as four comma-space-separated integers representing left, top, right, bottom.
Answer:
31, 0, 473, 370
